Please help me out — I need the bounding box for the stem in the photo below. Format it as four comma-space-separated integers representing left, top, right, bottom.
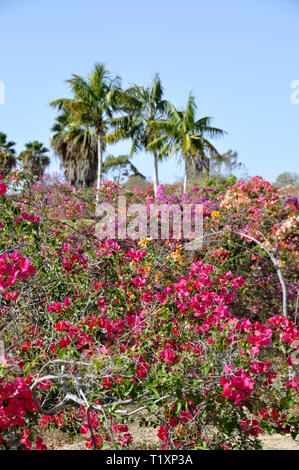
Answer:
234, 230, 288, 318
183, 155, 187, 194
202, 229, 288, 318
153, 153, 159, 198
275, 262, 288, 318
96, 134, 103, 207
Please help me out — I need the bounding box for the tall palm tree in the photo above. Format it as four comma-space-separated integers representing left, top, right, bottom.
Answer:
0, 132, 16, 176
51, 112, 97, 187
109, 74, 167, 197
50, 63, 123, 204
148, 93, 225, 193
18, 141, 50, 178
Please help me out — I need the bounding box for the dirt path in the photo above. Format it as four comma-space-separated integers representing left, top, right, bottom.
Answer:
45, 427, 299, 450
260, 434, 299, 450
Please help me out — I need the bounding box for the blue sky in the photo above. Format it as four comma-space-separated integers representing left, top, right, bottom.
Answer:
0, 0, 298, 183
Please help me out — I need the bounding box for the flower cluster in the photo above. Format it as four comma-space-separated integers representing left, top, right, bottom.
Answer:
0, 174, 298, 450
0, 252, 36, 292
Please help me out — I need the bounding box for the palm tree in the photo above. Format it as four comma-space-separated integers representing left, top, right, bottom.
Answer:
50, 63, 123, 204
51, 112, 97, 187
109, 75, 167, 197
0, 132, 16, 176
148, 93, 225, 193
0, 132, 16, 154
18, 141, 50, 178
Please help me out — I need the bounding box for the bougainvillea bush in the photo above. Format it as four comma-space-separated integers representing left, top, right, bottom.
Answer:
0, 172, 298, 450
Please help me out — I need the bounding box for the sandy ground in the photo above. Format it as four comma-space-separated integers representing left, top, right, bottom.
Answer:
260, 434, 299, 450
44, 425, 299, 451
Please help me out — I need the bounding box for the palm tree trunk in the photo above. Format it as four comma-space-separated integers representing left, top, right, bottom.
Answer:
153, 153, 159, 198
96, 134, 103, 206
183, 155, 188, 194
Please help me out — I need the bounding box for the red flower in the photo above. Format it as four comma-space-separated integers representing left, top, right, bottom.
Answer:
102, 377, 112, 389
22, 342, 32, 353
169, 417, 178, 427
0, 182, 7, 196
20, 429, 32, 450
64, 296, 72, 307
157, 425, 169, 441
35, 436, 47, 450
160, 346, 176, 365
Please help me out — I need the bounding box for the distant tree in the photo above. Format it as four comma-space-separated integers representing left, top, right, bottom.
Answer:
275, 171, 299, 187
124, 174, 151, 193
102, 154, 145, 184
148, 93, 225, 193
0, 148, 16, 177
18, 141, 50, 178
51, 111, 98, 188
0, 132, 16, 176
210, 149, 248, 179
50, 63, 125, 204
0, 132, 16, 155
110, 75, 167, 197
